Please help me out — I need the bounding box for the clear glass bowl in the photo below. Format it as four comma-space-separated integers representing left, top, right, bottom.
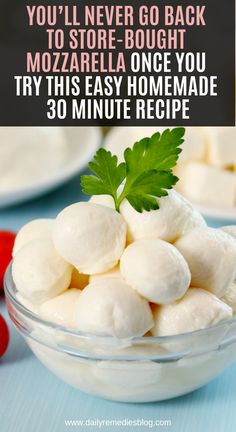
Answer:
4, 264, 236, 403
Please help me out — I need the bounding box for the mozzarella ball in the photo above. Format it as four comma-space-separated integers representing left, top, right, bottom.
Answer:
206, 127, 236, 169
75, 279, 153, 338
16, 293, 38, 314
120, 239, 190, 304
70, 269, 89, 289
220, 225, 236, 240
13, 219, 54, 257
89, 194, 115, 209
221, 282, 236, 314
178, 162, 236, 208
175, 228, 236, 297
120, 190, 206, 244
53, 202, 126, 275
39, 289, 81, 327
151, 288, 233, 336
53, 202, 126, 274
89, 265, 122, 284
179, 127, 207, 163
12, 239, 72, 303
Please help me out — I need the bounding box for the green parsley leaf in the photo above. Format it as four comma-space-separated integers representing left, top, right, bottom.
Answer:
81, 148, 126, 211
81, 128, 185, 213
117, 169, 179, 212
124, 128, 185, 175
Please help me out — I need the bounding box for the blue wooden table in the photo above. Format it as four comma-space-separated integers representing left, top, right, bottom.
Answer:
1, 174, 236, 432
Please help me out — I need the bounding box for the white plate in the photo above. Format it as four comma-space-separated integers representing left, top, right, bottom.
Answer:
0, 127, 101, 208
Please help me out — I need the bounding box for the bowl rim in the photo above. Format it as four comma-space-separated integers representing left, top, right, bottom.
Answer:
4, 262, 236, 345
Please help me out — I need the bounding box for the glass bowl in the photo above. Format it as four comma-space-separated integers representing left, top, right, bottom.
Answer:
4, 264, 236, 403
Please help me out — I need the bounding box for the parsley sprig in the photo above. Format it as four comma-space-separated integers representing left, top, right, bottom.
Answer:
81, 128, 185, 213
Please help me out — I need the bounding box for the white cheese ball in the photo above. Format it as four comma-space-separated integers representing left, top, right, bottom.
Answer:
39, 289, 81, 327
151, 288, 233, 336
16, 293, 39, 314
175, 228, 236, 297
179, 127, 207, 163
120, 190, 206, 244
120, 239, 190, 304
75, 279, 153, 338
89, 265, 122, 284
221, 282, 236, 314
13, 219, 54, 257
89, 194, 115, 210
206, 127, 236, 169
220, 226, 236, 240
53, 202, 126, 275
12, 239, 72, 303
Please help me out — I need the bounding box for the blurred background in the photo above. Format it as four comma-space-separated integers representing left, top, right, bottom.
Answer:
0, 125, 236, 231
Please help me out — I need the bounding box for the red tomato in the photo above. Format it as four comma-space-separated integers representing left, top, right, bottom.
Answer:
0, 315, 9, 357
0, 231, 16, 290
